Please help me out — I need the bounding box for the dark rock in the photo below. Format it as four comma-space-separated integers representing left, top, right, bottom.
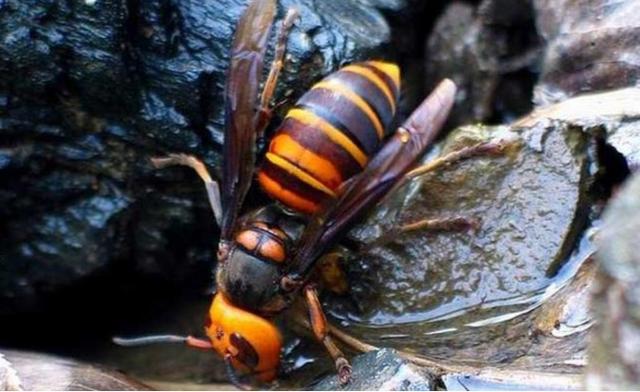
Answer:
533, 0, 640, 105
424, 0, 540, 126
0, 349, 150, 390
1, 187, 130, 312
0, 0, 405, 315
588, 173, 640, 390
312, 349, 435, 391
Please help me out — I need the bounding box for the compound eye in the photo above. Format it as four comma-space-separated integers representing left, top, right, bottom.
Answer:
230, 332, 259, 370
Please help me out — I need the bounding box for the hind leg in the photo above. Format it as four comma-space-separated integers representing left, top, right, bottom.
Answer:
360, 216, 479, 252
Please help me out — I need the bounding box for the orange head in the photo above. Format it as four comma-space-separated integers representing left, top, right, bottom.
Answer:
205, 292, 282, 382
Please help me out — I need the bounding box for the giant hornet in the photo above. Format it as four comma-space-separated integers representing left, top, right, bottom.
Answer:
115, 0, 503, 388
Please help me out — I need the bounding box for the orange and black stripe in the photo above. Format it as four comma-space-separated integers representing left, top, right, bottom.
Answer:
235, 222, 289, 263
258, 61, 401, 214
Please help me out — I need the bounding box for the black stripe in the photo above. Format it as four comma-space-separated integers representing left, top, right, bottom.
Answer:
253, 230, 269, 257
330, 73, 386, 135
280, 116, 363, 180
297, 90, 380, 156
248, 226, 286, 248
332, 70, 395, 129
261, 157, 329, 206
274, 152, 335, 196
234, 229, 285, 265
361, 63, 399, 100
296, 102, 376, 156
298, 86, 384, 145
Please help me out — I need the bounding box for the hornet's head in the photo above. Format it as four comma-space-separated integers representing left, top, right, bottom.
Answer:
205, 292, 282, 382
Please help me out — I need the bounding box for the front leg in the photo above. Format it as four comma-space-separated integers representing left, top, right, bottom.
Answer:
304, 285, 352, 385
255, 8, 299, 144
151, 154, 222, 226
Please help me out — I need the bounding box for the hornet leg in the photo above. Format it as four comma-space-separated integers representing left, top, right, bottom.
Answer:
403, 140, 507, 183
303, 285, 352, 385
361, 216, 479, 252
151, 154, 222, 226
363, 142, 508, 251
255, 8, 299, 142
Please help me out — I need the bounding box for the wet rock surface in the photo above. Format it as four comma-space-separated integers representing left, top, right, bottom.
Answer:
312, 87, 640, 389
328, 117, 590, 357
312, 349, 435, 391
321, 240, 595, 376
0, 0, 405, 314
588, 173, 640, 390
315, 86, 640, 382
442, 370, 581, 391
533, 0, 640, 105
0, 350, 150, 390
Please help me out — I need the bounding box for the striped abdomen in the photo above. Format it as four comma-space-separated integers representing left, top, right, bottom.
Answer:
258, 61, 400, 214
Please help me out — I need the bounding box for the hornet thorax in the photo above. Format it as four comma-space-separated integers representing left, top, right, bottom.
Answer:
216, 205, 304, 315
